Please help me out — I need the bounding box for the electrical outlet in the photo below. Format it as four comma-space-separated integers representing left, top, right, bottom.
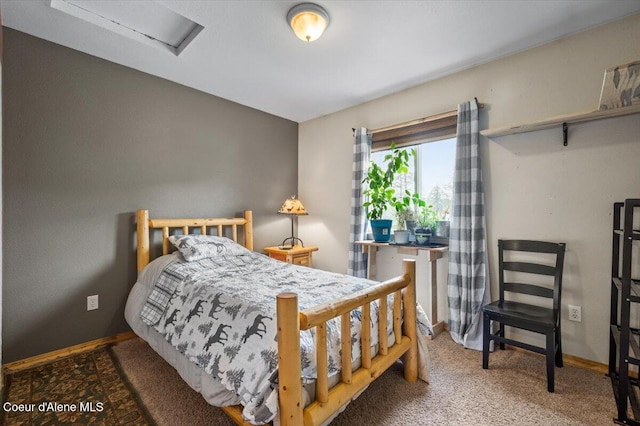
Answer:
87, 295, 99, 311
568, 304, 581, 322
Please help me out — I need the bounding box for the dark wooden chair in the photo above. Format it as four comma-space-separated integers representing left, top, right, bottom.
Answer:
482, 239, 566, 392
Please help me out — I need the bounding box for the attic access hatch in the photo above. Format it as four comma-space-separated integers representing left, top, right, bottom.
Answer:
50, 0, 203, 56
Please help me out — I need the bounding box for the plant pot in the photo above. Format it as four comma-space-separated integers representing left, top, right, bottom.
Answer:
414, 229, 432, 245
394, 230, 410, 244
370, 219, 393, 243
435, 220, 450, 237
406, 220, 418, 235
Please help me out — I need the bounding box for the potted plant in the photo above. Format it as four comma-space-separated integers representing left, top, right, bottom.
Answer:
404, 209, 418, 236
363, 143, 414, 242
415, 204, 438, 245
394, 209, 412, 244
435, 208, 451, 238
395, 191, 426, 244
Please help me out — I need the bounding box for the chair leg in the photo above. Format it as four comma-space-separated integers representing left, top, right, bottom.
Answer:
498, 323, 505, 350
555, 325, 563, 368
483, 313, 490, 369
546, 331, 555, 392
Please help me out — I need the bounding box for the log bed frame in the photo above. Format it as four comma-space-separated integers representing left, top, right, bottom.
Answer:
136, 209, 417, 426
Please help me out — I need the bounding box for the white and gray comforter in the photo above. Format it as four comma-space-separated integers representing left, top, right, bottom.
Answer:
140, 251, 430, 424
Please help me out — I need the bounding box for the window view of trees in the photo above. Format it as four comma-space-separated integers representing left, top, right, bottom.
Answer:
425, 183, 452, 220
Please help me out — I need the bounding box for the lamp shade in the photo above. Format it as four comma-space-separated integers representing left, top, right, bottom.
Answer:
287, 3, 330, 42
278, 196, 308, 215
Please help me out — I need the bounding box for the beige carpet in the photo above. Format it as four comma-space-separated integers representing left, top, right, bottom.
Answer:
112, 333, 616, 425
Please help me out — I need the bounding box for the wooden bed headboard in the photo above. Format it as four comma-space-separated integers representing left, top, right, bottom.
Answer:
136, 209, 253, 272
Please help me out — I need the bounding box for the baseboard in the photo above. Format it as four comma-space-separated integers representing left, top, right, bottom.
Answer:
3, 331, 137, 375
439, 328, 608, 376
562, 352, 608, 375
505, 344, 608, 375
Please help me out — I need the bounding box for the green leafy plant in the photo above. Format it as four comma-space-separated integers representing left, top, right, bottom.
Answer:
395, 209, 413, 230
363, 143, 417, 221
395, 191, 426, 230
417, 204, 438, 231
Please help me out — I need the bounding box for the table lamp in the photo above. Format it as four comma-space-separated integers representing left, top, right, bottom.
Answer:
277, 196, 308, 248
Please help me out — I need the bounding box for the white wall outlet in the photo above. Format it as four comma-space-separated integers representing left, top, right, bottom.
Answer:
87, 294, 99, 311
568, 304, 581, 322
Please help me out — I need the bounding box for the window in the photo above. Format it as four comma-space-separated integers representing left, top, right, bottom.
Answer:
370, 137, 455, 227
366, 109, 459, 231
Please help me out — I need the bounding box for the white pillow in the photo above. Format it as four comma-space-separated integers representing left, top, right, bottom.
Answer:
168, 234, 250, 261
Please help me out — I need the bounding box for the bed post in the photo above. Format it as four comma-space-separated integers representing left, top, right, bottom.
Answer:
402, 259, 418, 382
244, 210, 254, 251
277, 292, 303, 425
136, 209, 150, 272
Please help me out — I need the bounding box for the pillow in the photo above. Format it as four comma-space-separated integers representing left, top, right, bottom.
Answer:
168, 234, 251, 261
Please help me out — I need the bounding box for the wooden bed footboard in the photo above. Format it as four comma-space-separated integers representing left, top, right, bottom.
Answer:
135, 210, 417, 426
277, 259, 417, 426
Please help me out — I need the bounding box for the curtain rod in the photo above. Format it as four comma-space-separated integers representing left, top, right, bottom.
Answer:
352, 99, 484, 134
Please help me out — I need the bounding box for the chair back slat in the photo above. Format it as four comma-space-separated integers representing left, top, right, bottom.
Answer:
501, 240, 563, 254
504, 282, 554, 298
503, 261, 556, 276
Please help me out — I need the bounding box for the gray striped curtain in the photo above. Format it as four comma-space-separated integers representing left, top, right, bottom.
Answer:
348, 128, 371, 277
447, 100, 491, 350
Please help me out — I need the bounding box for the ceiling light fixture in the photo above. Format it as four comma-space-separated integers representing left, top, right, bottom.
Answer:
287, 3, 330, 42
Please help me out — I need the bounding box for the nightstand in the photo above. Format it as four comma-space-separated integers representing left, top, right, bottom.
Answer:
263, 245, 318, 268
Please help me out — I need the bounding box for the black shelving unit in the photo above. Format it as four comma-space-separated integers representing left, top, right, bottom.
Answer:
610, 199, 640, 425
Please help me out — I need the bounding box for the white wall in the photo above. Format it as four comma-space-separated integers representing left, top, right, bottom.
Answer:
371, 250, 449, 327
298, 13, 640, 364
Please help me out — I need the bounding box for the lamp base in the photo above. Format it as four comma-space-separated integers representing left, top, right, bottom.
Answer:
281, 236, 304, 248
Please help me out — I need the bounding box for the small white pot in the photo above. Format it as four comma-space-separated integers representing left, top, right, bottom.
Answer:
394, 230, 410, 244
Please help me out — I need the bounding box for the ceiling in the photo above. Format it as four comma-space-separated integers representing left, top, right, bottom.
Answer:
2, 1, 640, 123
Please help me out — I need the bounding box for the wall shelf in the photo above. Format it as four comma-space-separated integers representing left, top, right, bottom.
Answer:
481, 104, 640, 144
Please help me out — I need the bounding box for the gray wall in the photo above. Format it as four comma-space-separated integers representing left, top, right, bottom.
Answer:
2, 29, 298, 362
0, 20, 4, 384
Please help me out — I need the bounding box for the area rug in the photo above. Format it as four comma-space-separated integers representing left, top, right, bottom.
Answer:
2, 348, 155, 425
